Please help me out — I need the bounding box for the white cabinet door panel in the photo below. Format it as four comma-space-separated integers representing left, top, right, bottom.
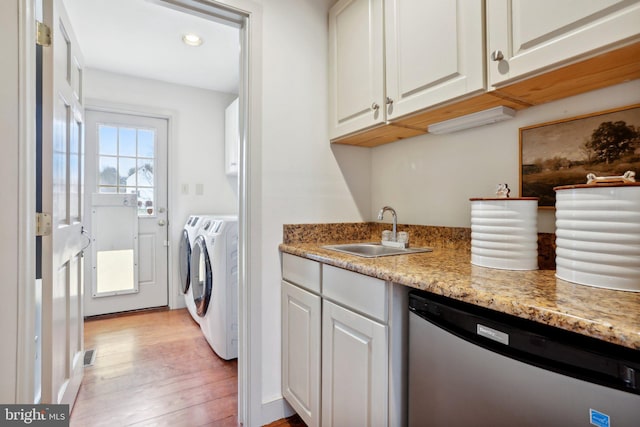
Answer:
329, 0, 384, 139
385, 0, 484, 118
322, 301, 388, 427
488, 0, 640, 86
282, 281, 321, 427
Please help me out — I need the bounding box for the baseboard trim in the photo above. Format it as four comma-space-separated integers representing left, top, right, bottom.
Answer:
262, 396, 295, 425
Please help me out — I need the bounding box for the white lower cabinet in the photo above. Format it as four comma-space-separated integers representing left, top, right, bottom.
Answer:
282, 255, 406, 427
281, 280, 321, 427
321, 300, 388, 427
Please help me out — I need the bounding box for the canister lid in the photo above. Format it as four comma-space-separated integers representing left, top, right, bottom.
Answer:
554, 171, 639, 191
555, 182, 640, 190
469, 197, 539, 201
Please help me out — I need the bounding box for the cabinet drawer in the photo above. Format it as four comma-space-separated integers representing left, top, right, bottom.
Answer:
322, 264, 388, 322
282, 253, 321, 294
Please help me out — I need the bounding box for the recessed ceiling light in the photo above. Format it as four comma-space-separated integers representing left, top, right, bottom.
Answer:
182, 33, 203, 47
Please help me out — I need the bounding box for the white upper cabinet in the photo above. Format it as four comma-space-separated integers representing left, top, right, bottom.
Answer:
329, 0, 485, 140
329, 0, 385, 139
384, 0, 484, 119
487, 0, 640, 86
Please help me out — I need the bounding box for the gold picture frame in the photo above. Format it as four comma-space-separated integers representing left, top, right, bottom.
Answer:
519, 103, 640, 208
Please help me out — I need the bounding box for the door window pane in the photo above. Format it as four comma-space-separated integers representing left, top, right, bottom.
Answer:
119, 128, 137, 156
137, 160, 154, 186
97, 124, 156, 216
99, 156, 118, 186
118, 157, 136, 186
98, 126, 117, 155
138, 129, 155, 158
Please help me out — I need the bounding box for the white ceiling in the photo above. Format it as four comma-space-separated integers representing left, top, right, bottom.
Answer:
63, 0, 240, 93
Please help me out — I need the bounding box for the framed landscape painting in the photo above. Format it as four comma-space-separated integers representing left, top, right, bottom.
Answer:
520, 104, 640, 208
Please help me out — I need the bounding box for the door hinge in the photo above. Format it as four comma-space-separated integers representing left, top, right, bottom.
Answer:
36, 212, 52, 237
36, 21, 51, 47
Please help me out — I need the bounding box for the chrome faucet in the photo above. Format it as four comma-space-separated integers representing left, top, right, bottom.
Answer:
377, 206, 397, 241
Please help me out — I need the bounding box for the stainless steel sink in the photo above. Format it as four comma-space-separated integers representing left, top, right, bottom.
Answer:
322, 243, 433, 258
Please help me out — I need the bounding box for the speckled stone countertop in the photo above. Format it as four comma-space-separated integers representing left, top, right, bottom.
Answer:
279, 223, 640, 350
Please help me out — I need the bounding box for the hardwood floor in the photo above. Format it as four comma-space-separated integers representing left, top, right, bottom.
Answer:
71, 308, 305, 427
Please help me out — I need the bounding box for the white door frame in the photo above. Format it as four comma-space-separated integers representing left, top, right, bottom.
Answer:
14, 0, 37, 404
14, 1, 265, 426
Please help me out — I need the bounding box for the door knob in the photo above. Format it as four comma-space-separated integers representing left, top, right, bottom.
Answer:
491, 50, 504, 61
158, 219, 166, 226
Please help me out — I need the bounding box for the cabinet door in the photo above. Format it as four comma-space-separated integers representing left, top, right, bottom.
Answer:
282, 281, 321, 427
487, 0, 640, 86
329, 0, 385, 139
385, 0, 484, 119
322, 301, 388, 427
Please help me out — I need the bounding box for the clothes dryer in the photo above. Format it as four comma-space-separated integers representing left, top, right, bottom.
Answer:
179, 215, 206, 324
190, 216, 238, 360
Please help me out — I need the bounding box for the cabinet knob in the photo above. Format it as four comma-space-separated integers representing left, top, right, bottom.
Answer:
385, 97, 393, 105
491, 50, 504, 62
371, 102, 380, 111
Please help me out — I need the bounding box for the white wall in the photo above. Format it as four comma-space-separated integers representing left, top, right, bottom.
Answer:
83, 69, 238, 308
258, 0, 371, 407
0, 0, 20, 404
371, 80, 640, 233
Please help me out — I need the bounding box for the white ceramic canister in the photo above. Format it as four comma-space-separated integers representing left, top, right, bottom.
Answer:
470, 197, 539, 270
554, 182, 640, 292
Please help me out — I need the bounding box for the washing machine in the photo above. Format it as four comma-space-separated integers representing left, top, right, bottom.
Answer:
190, 215, 238, 360
178, 214, 206, 324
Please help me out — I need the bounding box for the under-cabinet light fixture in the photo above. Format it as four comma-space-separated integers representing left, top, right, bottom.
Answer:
427, 106, 516, 134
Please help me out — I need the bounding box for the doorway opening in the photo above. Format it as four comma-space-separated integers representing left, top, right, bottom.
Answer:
58, 0, 254, 422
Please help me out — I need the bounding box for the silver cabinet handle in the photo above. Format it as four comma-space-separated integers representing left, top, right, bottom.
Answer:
371, 102, 380, 111
158, 219, 166, 226
386, 97, 393, 105
491, 50, 504, 61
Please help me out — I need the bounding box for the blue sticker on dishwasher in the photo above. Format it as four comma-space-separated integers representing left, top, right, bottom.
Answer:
590, 409, 610, 427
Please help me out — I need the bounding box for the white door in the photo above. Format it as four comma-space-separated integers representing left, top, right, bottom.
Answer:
322, 300, 388, 427
41, 0, 85, 406
384, 0, 484, 119
328, 0, 385, 140
84, 110, 169, 316
281, 281, 321, 427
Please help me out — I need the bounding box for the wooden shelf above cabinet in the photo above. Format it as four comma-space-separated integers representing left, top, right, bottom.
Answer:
492, 41, 640, 106
330, 41, 640, 148
331, 123, 425, 147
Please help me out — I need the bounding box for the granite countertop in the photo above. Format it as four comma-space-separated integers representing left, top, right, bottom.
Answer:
279, 237, 640, 350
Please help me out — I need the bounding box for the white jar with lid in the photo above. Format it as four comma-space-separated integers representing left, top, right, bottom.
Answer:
555, 181, 640, 292
470, 192, 539, 270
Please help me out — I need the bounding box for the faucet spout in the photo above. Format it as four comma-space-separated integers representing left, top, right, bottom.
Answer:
377, 206, 397, 241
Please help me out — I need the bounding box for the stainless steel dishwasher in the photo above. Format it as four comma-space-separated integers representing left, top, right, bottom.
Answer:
408, 290, 640, 427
